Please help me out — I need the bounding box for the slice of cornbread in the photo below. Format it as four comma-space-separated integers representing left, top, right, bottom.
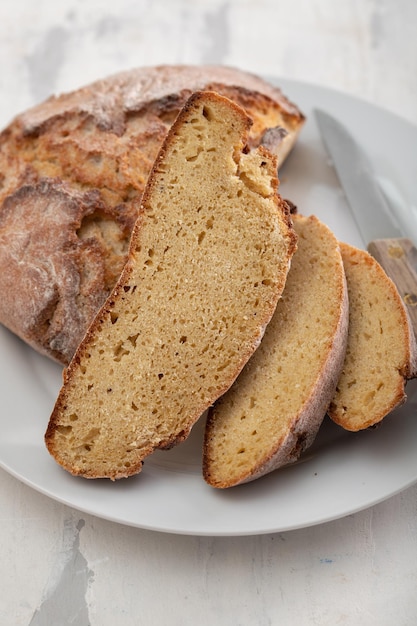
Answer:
203, 214, 348, 488
45, 91, 297, 479
328, 242, 417, 431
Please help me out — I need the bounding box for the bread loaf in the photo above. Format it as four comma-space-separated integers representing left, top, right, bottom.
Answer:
328, 242, 417, 430
45, 91, 297, 480
0, 65, 304, 364
203, 214, 348, 488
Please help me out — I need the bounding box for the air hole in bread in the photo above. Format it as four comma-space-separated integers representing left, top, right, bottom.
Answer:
127, 333, 139, 347
186, 147, 203, 162
57, 425, 72, 436
202, 106, 214, 121
113, 342, 130, 362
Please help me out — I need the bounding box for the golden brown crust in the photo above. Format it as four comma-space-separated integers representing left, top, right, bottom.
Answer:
45, 91, 297, 480
0, 178, 136, 361
328, 242, 417, 431
0, 65, 304, 364
203, 214, 348, 488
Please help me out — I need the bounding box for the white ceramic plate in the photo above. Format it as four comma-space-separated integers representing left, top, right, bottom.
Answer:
1, 78, 417, 536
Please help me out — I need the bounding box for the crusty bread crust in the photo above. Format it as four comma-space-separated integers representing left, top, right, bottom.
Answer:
328, 242, 417, 430
45, 91, 297, 480
0, 65, 304, 364
203, 214, 349, 488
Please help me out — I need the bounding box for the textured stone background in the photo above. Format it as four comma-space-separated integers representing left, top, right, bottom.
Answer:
1, 1, 416, 625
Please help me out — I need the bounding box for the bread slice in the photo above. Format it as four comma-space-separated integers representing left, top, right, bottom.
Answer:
45, 91, 297, 480
328, 242, 417, 431
203, 214, 348, 488
0, 65, 304, 364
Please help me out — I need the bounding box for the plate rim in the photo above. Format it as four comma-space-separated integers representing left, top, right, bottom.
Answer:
1, 76, 417, 536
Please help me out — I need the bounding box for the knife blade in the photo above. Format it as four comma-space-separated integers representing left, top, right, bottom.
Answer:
314, 108, 417, 336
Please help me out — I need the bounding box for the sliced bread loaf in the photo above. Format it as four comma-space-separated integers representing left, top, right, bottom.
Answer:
328, 242, 417, 431
45, 91, 297, 479
0, 65, 304, 364
203, 214, 348, 488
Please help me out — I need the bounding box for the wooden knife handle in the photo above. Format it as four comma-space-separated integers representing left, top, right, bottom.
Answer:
368, 238, 417, 338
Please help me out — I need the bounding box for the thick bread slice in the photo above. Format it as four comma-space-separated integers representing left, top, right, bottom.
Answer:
45, 91, 297, 480
328, 242, 417, 431
203, 214, 348, 488
0, 64, 304, 364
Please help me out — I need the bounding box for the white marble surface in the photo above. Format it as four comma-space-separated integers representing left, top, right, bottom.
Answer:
1, 1, 417, 624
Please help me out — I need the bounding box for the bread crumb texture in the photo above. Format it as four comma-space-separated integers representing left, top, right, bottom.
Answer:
203, 214, 348, 488
45, 91, 297, 479
0, 65, 304, 364
328, 242, 417, 431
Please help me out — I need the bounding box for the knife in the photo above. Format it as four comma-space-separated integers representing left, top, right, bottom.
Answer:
314, 108, 417, 336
